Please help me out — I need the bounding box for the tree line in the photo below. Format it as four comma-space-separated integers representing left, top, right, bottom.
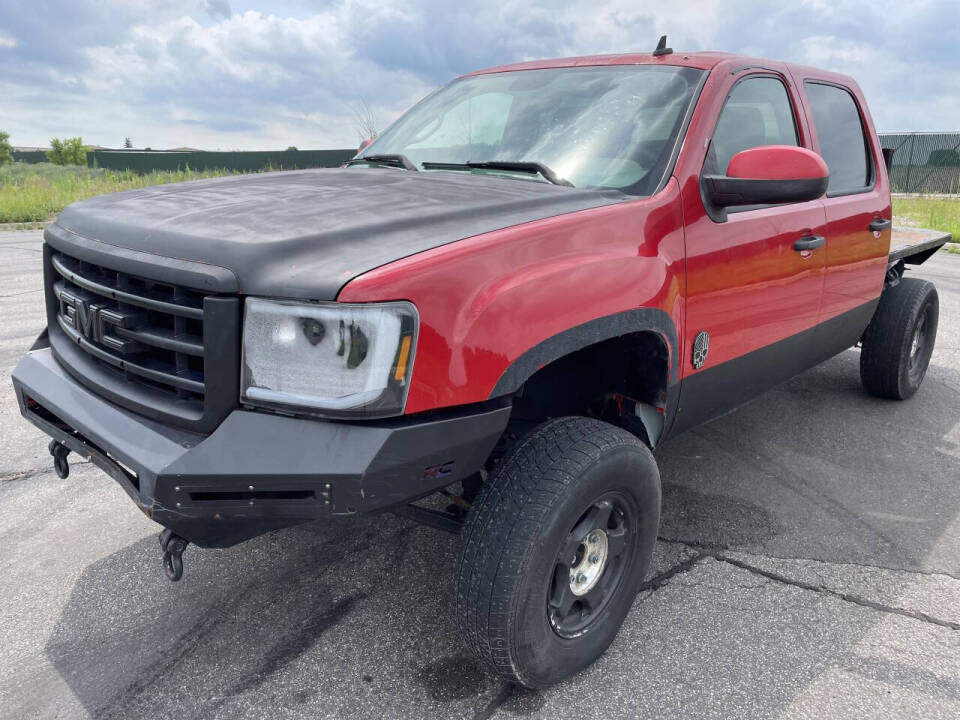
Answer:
0, 132, 90, 166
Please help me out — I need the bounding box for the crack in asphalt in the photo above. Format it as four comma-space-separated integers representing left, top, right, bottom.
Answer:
714, 553, 960, 632
659, 535, 960, 582
639, 552, 707, 593
0, 468, 50, 484
649, 539, 959, 631
0, 460, 91, 484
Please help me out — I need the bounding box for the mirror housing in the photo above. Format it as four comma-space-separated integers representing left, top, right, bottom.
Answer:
702, 145, 829, 210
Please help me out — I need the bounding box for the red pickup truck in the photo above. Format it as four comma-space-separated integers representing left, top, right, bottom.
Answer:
12, 45, 950, 688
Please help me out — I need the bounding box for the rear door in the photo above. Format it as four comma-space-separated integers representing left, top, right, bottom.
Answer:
795, 77, 891, 339
675, 70, 829, 431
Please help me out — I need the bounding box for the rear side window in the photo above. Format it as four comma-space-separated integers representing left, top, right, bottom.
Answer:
705, 76, 799, 175
804, 82, 871, 193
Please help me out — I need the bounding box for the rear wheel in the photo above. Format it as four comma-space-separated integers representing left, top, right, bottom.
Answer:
860, 277, 939, 400
454, 416, 660, 688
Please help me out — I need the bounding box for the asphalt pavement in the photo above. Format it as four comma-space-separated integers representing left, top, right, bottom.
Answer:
1, 229, 958, 719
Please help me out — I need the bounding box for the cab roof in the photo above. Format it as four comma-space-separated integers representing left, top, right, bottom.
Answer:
465, 52, 745, 76
463, 51, 858, 92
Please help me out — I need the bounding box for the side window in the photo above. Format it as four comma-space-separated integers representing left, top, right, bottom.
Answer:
705, 76, 799, 175
804, 82, 871, 193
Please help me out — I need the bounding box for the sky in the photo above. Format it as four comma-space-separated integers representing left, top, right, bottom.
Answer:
1, 0, 958, 151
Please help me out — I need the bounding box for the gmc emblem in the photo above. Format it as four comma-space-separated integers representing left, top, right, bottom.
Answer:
59, 290, 98, 339
58, 290, 140, 352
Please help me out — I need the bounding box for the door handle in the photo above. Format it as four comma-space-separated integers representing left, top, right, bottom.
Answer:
869, 218, 892, 232
793, 235, 825, 251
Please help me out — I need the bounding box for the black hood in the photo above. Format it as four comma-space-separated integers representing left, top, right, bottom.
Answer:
54, 168, 626, 300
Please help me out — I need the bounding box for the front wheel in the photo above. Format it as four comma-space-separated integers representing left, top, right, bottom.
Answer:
454, 417, 660, 688
860, 277, 939, 400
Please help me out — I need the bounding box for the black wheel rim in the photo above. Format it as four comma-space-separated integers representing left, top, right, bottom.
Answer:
907, 305, 931, 378
547, 492, 634, 638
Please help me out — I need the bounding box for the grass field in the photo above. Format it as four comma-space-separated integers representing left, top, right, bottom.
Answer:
892, 195, 959, 243
0, 162, 238, 223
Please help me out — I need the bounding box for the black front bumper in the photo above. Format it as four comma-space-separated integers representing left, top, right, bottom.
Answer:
12, 347, 510, 547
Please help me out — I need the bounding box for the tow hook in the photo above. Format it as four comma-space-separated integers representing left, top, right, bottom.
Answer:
48, 440, 70, 479
159, 528, 190, 582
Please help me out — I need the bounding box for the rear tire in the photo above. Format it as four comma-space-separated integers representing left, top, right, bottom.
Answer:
454, 417, 660, 688
860, 277, 939, 400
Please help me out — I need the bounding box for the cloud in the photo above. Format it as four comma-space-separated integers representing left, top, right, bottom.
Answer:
0, 0, 956, 149
203, 0, 232, 19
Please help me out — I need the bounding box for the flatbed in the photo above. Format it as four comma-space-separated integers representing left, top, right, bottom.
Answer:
891, 227, 953, 265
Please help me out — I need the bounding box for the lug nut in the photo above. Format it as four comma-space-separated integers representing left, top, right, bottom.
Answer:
589, 554, 600, 564
576, 573, 587, 584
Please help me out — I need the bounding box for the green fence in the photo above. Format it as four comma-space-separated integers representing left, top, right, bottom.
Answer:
879, 132, 960, 194
11, 150, 50, 164
87, 148, 356, 174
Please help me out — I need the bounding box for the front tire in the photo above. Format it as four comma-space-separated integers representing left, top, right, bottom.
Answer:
454, 417, 660, 688
860, 277, 939, 400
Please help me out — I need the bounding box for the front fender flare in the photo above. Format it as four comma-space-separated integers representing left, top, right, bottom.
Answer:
488, 307, 680, 398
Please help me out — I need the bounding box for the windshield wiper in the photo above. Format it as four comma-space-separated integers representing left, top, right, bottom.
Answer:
421, 160, 573, 187
468, 161, 573, 187
345, 153, 418, 171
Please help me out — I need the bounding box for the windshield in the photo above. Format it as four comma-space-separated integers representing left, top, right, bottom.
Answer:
359, 65, 704, 195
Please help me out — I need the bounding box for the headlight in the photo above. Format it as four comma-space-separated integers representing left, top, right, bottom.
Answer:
241, 297, 418, 418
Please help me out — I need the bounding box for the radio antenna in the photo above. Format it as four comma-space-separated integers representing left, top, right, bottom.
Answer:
653, 35, 673, 57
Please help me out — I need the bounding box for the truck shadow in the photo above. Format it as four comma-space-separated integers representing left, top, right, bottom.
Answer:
43, 351, 960, 719
45, 517, 510, 719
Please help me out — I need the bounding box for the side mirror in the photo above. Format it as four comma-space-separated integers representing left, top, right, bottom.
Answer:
702, 145, 829, 209
358, 137, 375, 153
